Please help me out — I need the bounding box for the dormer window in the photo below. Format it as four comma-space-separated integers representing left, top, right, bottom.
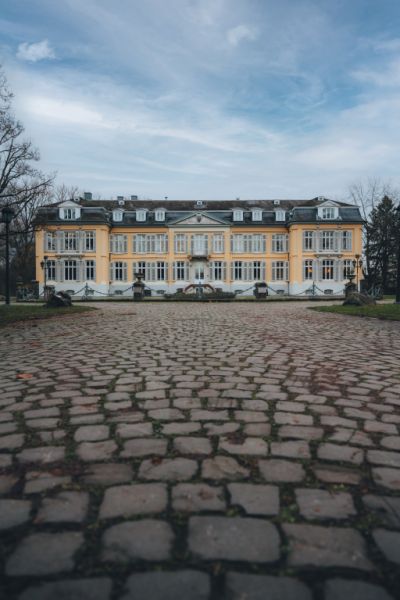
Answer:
252, 209, 262, 222
59, 204, 81, 220
113, 209, 123, 222
275, 210, 286, 222
233, 209, 243, 222
155, 209, 165, 222
321, 207, 337, 220
136, 209, 146, 222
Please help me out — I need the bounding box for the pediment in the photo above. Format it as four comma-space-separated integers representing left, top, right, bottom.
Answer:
58, 200, 81, 208
171, 212, 227, 226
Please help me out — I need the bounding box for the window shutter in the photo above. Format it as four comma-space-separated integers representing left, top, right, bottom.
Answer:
302, 232, 306, 251
56, 231, 64, 253
261, 261, 266, 280
334, 231, 339, 252
109, 236, 113, 253
165, 235, 169, 253
92, 261, 96, 281
172, 262, 176, 280
92, 232, 96, 252
318, 231, 323, 252
123, 236, 127, 253
314, 260, 320, 281
230, 236, 234, 252
262, 235, 266, 252
230, 262, 234, 280
285, 262, 289, 281
284, 235, 289, 252
133, 235, 137, 253
312, 231, 318, 252
55, 260, 62, 282
190, 236, 194, 255
43, 232, 48, 252
222, 262, 226, 281
59, 260, 65, 282
204, 236, 208, 255
110, 263, 114, 281
77, 231, 84, 253
334, 260, 339, 281
123, 263, 127, 281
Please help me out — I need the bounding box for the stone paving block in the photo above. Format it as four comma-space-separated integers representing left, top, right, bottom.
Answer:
228, 483, 279, 515
244, 423, 271, 436
283, 524, 373, 570
313, 465, 361, 485
77, 440, 117, 461
83, 462, 133, 486
191, 410, 229, 421
74, 425, 109, 442
173, 437, 212, 455
258, 459, 305, 482
36, 491, 89, 523
324, 578, 394, 600
279, 425, 323, 440
0, 499, 31, 529
380, 436, 400, 450
120, 571, 210, 600
202, 456, 249, 480
189, 516, 280, 562
317, 443, 364, 464
367, 450, 400, 468
139, 458, 198, 480
120, 438, 167, 457
24, 471, 71, 494
6, 532, 83, 575
0, 433, 25, 449
148, 408, 184, 420
362, 494, 400, 528
234, 411, 268, 422
19, 578, 113, 600
163, 422, 202, 435
224, 573, 312, 600
100, 483, 167, 518
274, 412, 314, 426
296, 489, 356, 520
372, 467, 400, 490
17, 446, 65, 464
372, 529, 400, 564
270, 441, 310, 459
172, 483, 225, 512
204, 422, 240, 435
116, 422, 153, 438
102, 520, 173, 561
220, 437, 268, 456
0, 474, 18, 495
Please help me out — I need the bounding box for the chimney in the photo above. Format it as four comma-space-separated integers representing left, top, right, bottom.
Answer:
84, 192, 92, 200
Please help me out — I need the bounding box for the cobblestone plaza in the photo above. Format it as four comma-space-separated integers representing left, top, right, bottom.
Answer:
0, 302, 399, 599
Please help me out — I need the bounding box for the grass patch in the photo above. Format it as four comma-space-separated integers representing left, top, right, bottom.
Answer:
310, 303, 400, 321
0, 304, 96, 327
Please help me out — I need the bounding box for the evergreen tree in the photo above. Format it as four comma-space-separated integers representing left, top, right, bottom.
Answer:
366, 195, 398, 293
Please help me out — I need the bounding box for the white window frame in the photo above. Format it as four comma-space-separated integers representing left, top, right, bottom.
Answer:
275, 210, 286, 222
303, 260, 314, 281
64, 260, 77, 281
110, 234, 128, 253
272, 234, 288, 253
272, 261, 289, 281
174, 234, 187, 254
85, 260, 96, 281
84, 231, 96, 252
212, 234, 225, 254
45, 232, 56, 251
320, 231, 335, 252
342, 259, 353, 280
136, 209, 146, 222
252, 209, 262, 222
64, 231, 78, 252
320, 207, 337, 220
303, 231, 315, 251
233, 209, 243, 222
341, 230, 352, 251
155, 210, 165, 222
112, 210, 123, 222
111, 261, 127, 281
174, 261, 188, 281
321, 259, 334, 280
63, 208, 76, 220
46, 260, 56, 280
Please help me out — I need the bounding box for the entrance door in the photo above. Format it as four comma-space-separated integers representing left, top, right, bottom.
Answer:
192, 261, 206, 283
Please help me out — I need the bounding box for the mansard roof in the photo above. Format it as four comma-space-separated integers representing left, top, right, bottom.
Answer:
35, 197, 363, 227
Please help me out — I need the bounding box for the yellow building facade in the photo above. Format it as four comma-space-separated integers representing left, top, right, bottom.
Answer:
35, 196, 363, 296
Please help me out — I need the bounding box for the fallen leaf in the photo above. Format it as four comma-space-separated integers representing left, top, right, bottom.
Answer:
16, 373, 33, 379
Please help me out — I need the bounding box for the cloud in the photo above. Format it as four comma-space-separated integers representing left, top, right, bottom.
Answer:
352, 58, 400, 88
17, 39, 55, 62
227, 25, 258, 47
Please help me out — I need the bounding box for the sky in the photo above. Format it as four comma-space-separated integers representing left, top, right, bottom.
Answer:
0, 0, 400, 201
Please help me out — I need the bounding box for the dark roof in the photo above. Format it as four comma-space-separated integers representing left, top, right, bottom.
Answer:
35, 197, 363, 227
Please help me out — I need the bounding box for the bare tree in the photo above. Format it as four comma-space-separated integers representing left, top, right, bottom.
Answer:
348, 178, 399, 288
0, 65, 54, 292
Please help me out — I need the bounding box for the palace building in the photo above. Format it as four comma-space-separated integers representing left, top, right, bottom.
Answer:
34, 195, 363, 297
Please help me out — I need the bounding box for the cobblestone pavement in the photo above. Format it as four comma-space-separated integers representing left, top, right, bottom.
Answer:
0, 301, 400, 600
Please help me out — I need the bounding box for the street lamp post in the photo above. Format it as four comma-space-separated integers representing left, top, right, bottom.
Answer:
1, 206, 15, 305
40, 255, 49, 300
396, 205, 400, 304
352, 254, 363, 292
